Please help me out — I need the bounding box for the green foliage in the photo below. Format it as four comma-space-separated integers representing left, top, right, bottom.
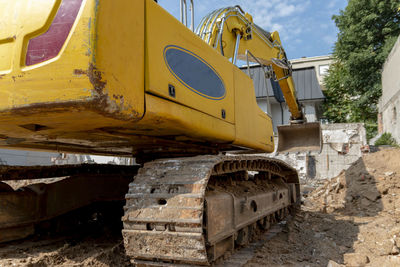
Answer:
323, 0, 400, 139
374, 132, 399, 146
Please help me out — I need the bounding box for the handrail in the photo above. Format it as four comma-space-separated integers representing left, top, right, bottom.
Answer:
245, 50, 272, 115
180, 0, 194, 31
232, 33, 241, 64
190, 0, 194, 31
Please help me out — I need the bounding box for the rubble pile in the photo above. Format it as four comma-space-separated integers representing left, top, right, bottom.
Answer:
305, 148, 400, 217
247, 148, 400, 266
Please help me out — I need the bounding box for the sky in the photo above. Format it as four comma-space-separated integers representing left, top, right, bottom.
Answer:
158, 0, 348, 60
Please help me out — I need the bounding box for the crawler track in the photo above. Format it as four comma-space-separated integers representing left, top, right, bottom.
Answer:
122, 155, 299, 265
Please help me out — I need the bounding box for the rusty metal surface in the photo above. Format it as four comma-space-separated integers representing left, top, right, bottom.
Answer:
204, 191, 233, 243
0, 172, 134, 243
0, 164, 139, 181
205, 177, 290, 246
122, 155, 300, 265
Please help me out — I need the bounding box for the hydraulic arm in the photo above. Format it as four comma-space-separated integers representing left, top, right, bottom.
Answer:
197, 6, 321, 152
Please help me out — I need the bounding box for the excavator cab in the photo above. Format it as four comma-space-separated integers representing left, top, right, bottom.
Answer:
277, 122, 322, 153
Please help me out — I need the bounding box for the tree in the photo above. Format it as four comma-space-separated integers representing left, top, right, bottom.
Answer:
323, 0, 400, 140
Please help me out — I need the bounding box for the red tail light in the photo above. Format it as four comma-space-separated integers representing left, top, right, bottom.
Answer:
25, 0, 83, 66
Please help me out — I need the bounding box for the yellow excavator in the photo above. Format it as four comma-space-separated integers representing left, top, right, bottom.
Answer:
0, 0, 320, 265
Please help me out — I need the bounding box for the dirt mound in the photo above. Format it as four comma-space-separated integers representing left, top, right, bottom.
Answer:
304, 148, 400, 216
0, 234, 131, 267
247, 148, 400, 266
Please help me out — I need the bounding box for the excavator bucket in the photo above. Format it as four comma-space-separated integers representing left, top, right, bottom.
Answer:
277, 122, 322, 153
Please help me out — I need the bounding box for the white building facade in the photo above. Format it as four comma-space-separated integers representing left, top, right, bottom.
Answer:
379, 35, 400, 143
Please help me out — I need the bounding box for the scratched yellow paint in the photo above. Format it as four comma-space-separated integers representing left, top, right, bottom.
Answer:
146, 0, 235, 124
0, 0, 94, 108
95, 0, 145, 120
0, 0, 275, 156
232, 68, 274, 151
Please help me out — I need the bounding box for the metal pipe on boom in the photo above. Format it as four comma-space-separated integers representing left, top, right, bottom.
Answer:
189, 0, 194, 31
180, 0, 194, 31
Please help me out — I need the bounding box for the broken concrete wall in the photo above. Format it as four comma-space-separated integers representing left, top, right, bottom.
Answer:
272, 123, 367, 183
314, 123, 367, 180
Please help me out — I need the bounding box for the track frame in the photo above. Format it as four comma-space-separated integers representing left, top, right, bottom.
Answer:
122, 155, 300, 265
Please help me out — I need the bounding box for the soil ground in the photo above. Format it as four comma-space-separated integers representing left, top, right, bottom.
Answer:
0, 148, 399, 266
246, 147, 400, 266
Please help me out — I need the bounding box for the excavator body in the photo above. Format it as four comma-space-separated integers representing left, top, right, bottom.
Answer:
0, 0, 319, 265
0, 0, 274, 158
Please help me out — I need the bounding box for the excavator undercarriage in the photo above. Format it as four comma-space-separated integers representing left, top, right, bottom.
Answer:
123, 155, 299, 265
0, 155, 299, 265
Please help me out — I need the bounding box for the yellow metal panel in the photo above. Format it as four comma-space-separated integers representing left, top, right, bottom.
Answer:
0, 1, 275, 156
0, 0, 95, 110
0, 0, 55, 73
0, 0, 145, 121
232, 68, 274, 152
95, 0, 145, 120
139, 93, 235, 143
145, 0, 235, 124
0, 40, 13, 73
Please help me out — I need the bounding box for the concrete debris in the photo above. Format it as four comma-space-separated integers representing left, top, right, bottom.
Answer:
343, 253, 369, 266
244, 148, 400, 267
391, 245, 400, 255
384, 171, 395, 177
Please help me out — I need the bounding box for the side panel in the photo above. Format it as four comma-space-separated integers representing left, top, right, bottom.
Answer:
139, 93, 236, 143
0, 0, 94, 109
145, 0, 235, 124
0, 0, 147, 155
0, 0, 273, 155
95, 0, 145, 120
233, 68, 275, 152
0, 0, 145, 120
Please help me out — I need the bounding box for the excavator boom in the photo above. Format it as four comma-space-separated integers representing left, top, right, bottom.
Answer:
197, 6, 322, 153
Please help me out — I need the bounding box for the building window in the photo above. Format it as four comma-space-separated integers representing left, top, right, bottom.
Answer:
319, 64, 330, 76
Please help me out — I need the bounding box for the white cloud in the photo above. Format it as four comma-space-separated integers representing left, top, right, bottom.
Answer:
323, 34, 336, 45
271, 23, 284, 32
276, 3, 296, 17
294, 38, 303, 44
320, 24, 329, 29
160, 0, 337, 58
160, 0, 312, 43
242, 0, 310, 40
328, 0, 338, 9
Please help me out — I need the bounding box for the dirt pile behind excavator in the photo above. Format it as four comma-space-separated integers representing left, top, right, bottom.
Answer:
247, 147, 400, 266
